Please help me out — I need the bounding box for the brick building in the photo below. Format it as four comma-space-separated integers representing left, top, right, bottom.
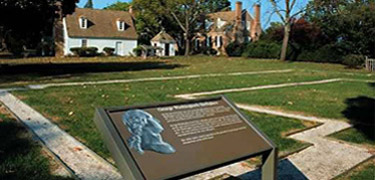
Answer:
193, 2, 261, 55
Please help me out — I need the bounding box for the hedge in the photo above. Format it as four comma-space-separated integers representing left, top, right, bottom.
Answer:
70, 47, 98, 57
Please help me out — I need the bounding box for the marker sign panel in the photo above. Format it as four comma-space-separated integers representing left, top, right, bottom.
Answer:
95, 97, 275, 180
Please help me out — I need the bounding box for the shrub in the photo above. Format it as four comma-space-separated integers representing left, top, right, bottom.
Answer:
242, 41, 281, 59
103, 47, 115, 56
226, 42, 248, 57
296, 44, 344, 63
343, 54, 365, 68
70, 47, 98, 57
133, 46, 143, 57
193, 47, 218, 56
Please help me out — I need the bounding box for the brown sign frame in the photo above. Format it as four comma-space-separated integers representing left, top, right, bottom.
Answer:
94, 96, 277, 180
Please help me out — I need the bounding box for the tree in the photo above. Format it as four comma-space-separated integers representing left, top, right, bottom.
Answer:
84, 0, 93, 9
306, 0, 375, 57
105, 1, 131, 11
165, 0, 230, 55
268, 0, 310, 61
130, 0, 230, 55
0, 0, 77, 55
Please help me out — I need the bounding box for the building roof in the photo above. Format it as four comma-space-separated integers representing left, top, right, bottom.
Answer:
207, 10, 253, 22
65, 8, 138, 40
151, 31, 176, 43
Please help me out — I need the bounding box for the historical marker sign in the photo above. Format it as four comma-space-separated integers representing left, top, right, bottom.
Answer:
94, 96, 277, 180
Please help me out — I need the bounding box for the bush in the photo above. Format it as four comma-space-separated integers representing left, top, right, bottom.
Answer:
133, 46, 143, 57
226, 42, 248, 57
296, 44, 344, 63
343, 54, 365, 68
103, 47, 115, 56
242, 41, 281, 59
70, 47, 98, 57
193, 47, 218, 56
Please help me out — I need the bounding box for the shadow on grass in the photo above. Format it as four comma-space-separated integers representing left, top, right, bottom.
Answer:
0, 61, 184, 76
342, 83, 375, 141
0, 118, 72, 180
238, 159, 308, 180
0, 61, 185, 85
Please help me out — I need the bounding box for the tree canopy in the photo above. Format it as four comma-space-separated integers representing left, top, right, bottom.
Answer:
0, 0, 77, 54
106, 0, 230, 55
306, 0, 375, 57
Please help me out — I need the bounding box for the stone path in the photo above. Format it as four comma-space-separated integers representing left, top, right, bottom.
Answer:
27, 69, 293, 89
175, 78, 342, 99
238, 105, 373, 180
0, 91, 122, 180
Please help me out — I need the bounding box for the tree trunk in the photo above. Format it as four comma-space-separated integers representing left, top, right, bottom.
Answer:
184, 34, 190, 56
280, 23, 290, 61
184, 14, 190, 56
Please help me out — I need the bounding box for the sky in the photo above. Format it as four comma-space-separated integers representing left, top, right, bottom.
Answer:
77, 0, 309, 29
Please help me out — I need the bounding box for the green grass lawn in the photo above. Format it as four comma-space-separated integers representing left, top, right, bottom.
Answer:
335, 158, 375, 180
13, 80, 316, 159
226, 81, 375, 120
1, 56, 373, 88
0, 105, 73, 180
3, 56, 374, 177
330, 128, 375, 147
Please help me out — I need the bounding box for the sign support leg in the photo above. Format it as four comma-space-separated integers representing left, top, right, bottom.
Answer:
262, 148, 277, 180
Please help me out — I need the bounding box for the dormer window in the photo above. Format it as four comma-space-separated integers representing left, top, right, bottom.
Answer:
117, 20, 125, 31
80, 17, 88, 29
217, 18, 226, 29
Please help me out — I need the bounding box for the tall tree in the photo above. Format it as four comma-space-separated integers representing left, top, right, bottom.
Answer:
165, 0, 230, 55
105, 1, 131, 11
84, 0, 93, 9
306, 0, 375, 57
269, 0, 310, 61
131, 0, 230, 55
0, 0, 77, 54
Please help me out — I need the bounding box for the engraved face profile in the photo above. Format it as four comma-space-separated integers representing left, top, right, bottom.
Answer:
122, 109, 176, 155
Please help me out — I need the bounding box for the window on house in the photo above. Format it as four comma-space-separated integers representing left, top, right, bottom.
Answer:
219, 36, 223, 47
117, 20, 125, 31
81, 39, 87, 47
80, 17, 88, 29
216, 36, 223, 47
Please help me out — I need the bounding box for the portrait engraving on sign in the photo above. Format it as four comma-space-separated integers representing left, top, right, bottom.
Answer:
122, 109, 175, 155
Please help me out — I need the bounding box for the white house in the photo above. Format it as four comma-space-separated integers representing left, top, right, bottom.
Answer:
150, 31, 177, 57
61, 8, 138, 56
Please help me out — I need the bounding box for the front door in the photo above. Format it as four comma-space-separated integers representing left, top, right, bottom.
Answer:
165, 43, 170, 56
115, 42, 123, 56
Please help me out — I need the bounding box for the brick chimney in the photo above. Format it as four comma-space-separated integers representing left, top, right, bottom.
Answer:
235, 1, 242, 23
234, 1, 245, 44
251, 4, 261, 41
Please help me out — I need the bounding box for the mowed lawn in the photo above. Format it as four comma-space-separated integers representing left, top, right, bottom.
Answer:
8, 57, 374, 161
0, 105, 73, 180
0, 56, 373, 88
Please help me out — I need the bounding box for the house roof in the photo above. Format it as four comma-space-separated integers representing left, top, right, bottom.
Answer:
65, 8, 138, 40
151, 31, 176, 43
207, 10, 253, 22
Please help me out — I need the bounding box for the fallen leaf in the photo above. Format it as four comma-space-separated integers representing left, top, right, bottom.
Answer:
73, 147, 82, 151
